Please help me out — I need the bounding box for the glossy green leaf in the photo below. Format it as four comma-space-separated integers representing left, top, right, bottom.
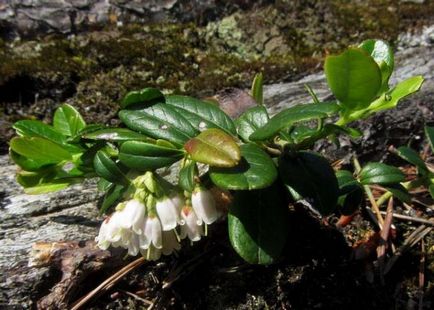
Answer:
10, 136, 72, 163
184, 128, 241, 167
385, 184, 412, 204
336, 170, 360, 195
179, 160, 198, 192
82, 128, 154, 142
250, 102, 339, 141
236, 106, 269, 142
425, 126, 434, 153
16, 169, 55, 188
166, 95, 237, 136
119, 103, 198, 147
396, 146, 428, 174
100, 184, 127, 214
369, 76, 424, 112
228, 185, 288, 264
13, 120, 67, 144
209, 143, 277, 190
251, 73, 264, 105
53, 104, 86, 136
279, 151, 339, 215
97, 178, 113, 192
94, 151, 129, 185
121, 87, 164, 109
359, 162, 405, 185
359, 39, 394, 91
119, 141, 183, 170
9, 150, 54, 171
325, 47, 382, 110
24, 182, 75, 194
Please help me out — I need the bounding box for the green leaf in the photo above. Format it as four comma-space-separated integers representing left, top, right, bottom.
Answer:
385, 184, 411, 204
98, 178, 113, 192
336, 170, 360, 195
359, 39, 394, 91
119, 141, 183, 170
119, 103, 199, 147
100, 184, 127, 214
53, 104, 86, 136
9, 150, 54, 171
24, 182, 74, 194
121, 87, 164, 109
10, 136, 72, 163
166, 95, 237, 136
184, 128, 241, 167
13, 120, 67, 144
82, 128, 154, 142
368, 76, 424, 112
396, 146, 428, 175
250, 102, 340, 141
279, 151, 339, 216
325, 47, 382, 110
228, 184, 288, 264
179, 160, 198, 192
94, 151, 129, 185
236, 106, 269, 142
359, 162, 405, 185
251, 73, 264, 105
425, 126, 434, 153
209, 143, 277, 190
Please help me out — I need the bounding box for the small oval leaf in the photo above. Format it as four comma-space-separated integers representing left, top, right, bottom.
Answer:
119, 103, 198, 147
53, 104, 86, 136
236, 106, 269, 142
119, 141, 183, 170
396, 146, 428, 174
228, 184, 288, 265
184, 128, 241, 167
250, 102, 339, 141
209, 143, 277, 190
10, 136, 72, 163
94, 151, 129, 185
121, 87, 164, 109
359, 162, 405, 185
325, 48, 382, 110
279, 151, 339, 216
83, 128, 154, 142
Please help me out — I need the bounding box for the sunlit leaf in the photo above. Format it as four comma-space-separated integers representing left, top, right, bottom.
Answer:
121, 87, 164, 109
236, 106, 269, 142
209, 143, 277, 190
251, 72, 264, 105
166, 95, 236, 136
10, 136, 72, 163
184, 128, 241, 167
53, 104, 86, 136
359, 162, 405, 185
82, 128, 154, 142
325, 48, 382, 110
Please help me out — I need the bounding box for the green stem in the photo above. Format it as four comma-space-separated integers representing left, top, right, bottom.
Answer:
376, 177, 427, 207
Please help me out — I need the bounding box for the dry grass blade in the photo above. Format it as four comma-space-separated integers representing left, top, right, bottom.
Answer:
71, 257, 146, 310
377, 197, 394, 281
418, 239, 425, 310
384, 225, 432, 275
379, 212, 434, 226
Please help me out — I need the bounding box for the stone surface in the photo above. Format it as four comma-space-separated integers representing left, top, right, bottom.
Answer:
0, 0, 264, 39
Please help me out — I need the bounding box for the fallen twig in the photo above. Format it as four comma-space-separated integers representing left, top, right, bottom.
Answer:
71, 257, 146, 310
378, 211, 434, 226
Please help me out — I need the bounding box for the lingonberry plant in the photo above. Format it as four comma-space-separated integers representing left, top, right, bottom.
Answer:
9, 40, 427, 264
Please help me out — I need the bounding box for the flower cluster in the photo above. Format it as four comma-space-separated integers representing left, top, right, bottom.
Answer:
96, 174, 220, 260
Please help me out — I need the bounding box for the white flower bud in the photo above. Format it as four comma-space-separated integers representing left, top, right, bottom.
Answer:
156, 197, 180, 231
191, 187, 219, 225
119, 199, 146, 234
180, 206, 203, 242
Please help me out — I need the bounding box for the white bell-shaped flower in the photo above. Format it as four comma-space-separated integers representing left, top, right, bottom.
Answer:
118, 199, 146, 234
142, 216, 163, 249
191, 187, 219, 225
156, 197, 180, 231
161, 231, 181, 255
180, 206, 203, 242
141, 245, 162, 261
